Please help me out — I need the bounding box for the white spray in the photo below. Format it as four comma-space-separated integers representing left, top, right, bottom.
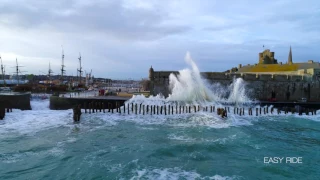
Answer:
128, 52, 252, 105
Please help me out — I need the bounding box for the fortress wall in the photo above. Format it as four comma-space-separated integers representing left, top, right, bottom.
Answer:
259, 74, 273, 81
152, 71, 320, 101
274, 75, 289, 81
243, 74, 257, 81
202, 72, 228, 80
291, 75, 303, 82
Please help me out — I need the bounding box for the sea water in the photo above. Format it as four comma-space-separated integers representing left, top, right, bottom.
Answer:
1, 53, 320, 179
0, 100, 320, 179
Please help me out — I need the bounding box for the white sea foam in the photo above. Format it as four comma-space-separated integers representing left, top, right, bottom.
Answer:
1, 93, 320, 138
129, 167, 238, 180
0, 99, 71, 136
168, 134, 196, 142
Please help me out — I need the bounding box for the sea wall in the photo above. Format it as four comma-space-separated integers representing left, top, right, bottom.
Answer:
0, 93, 31, 110
49, 96, 128, 110
151, 71, 320, 101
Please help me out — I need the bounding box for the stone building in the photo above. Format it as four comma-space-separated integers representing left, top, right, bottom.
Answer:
236, 47, 320, 79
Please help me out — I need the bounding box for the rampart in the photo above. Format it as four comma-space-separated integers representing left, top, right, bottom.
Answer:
150, 71, 320, 101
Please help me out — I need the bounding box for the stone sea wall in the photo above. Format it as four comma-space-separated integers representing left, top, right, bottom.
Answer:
151, 71, 320, 101
49, 96, 128, 110
0, 93, 31, 110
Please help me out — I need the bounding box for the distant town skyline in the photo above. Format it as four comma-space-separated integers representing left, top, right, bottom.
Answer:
0, 0, 319, 79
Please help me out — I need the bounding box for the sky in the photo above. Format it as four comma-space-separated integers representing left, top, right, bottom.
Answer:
0, 0, 319, 80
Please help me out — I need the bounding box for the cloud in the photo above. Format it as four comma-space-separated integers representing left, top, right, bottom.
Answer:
0, 0, 319, 79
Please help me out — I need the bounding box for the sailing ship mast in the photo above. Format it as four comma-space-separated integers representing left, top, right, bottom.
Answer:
60, 46, 66, 85
13, 58, 26, 86
48, 62, 53, 86
77, 53, 83, 85
0, 56, 6, 86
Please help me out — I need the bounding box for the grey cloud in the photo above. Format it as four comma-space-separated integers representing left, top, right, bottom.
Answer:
0, 0, 191, 41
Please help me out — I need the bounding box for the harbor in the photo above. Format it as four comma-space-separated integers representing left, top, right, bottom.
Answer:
1, 1, 320, 179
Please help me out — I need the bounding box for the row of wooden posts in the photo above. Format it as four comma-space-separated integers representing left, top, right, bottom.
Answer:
0, 107, 13, 120
72, 101, 317, 121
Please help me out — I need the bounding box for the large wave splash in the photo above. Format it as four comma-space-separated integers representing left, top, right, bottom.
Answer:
128, 52, 252, 105
167, 52, 219, 102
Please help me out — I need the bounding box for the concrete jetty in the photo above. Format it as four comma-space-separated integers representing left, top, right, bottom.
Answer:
0, 92, 31, 110
49, 94, 130, 110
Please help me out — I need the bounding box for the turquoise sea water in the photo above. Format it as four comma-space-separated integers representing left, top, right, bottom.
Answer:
0, 100, 320, 179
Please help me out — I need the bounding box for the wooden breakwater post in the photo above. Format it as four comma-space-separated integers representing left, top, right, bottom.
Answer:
142, 105, 145, 115
131, 103, 134, 112
135, 103, 137, 114
98, 102, 102, 112
127, 103, 129, 114
0, 106, 5, 120
95, 101, 99, 112
111, 103, 114, 113
91, 102, 94, 114
164, 105, 167, 115
84, 102, 87, 114
146, 105, 149, 115
157, 105, 159, 115
73, 104, 82, 122
102, 102, 105, 113
116, 102, 119, 113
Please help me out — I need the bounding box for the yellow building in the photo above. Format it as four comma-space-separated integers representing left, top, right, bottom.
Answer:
236, 47, 320, 77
